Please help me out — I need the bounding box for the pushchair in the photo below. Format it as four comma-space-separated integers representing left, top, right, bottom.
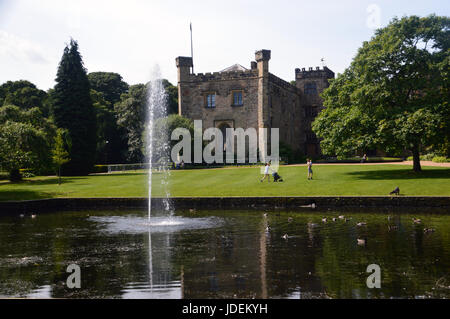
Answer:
272, 171, 283, 182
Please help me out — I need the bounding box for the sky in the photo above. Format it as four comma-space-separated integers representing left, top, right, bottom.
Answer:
0, 0, 449, 90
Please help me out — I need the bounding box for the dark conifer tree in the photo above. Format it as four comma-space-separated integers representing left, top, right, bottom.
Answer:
52, 39, 97, 175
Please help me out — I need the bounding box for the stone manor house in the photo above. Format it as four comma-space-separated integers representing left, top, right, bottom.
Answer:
175, 49, 334, 158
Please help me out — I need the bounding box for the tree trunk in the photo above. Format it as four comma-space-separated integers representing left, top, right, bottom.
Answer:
411, 146, 421, 172
58, 166, 61, 185
9, 168, 22, 182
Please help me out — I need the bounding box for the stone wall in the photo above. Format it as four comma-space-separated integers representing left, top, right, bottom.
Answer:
179, 70, 260, 132
1, 197, 449, 215
295, 66, 335, 156
268, 73, 304, 151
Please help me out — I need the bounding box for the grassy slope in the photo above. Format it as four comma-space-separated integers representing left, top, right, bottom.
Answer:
0, 164, 449, 201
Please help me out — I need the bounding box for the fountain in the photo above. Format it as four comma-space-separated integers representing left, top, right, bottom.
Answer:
81, 66, 223, 297
146, 65, 172, 222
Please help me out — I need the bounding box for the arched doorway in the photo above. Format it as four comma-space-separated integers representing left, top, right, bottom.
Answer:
214, 120, 234, 162
218, 123, 231, 152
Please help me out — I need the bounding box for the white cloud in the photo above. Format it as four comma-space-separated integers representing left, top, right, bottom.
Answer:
0, 30, 49, 64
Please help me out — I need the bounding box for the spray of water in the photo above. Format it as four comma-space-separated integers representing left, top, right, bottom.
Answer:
146, 66, 172, 221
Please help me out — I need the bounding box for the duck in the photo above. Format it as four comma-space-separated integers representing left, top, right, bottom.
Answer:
282, 234, 289, 240
189, 208, 196, 213
357, 238, 366, 246
288, 217, 293, 222
338, 215, 345, 220
332, 217, 337, 222
31, 214, 37, 219
265, 226, 271, 232
356, 222, 367, 227
412, 218, 421, 224
423, 228, 435, 233
344, 218, 351, 222
263, 213, 268, 218
322, 217, 327, 223
388, 225, 399, 231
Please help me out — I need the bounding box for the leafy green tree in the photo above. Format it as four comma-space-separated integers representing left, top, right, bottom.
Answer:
114, 84, 148, 162
150, 114, 194, 162
91, 89, 126, 163
88, 72, 129, 105
0, 80, 50, 116
0, 105, 55, 181
313, 15, 450, 172
51, 39, 97, 175
87, 72, 130, 163
162, 79, 179, 115
52, 129, 71, 185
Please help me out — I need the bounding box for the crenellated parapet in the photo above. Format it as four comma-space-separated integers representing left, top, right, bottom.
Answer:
295, 66, 334, 80
189, 69, 258, 83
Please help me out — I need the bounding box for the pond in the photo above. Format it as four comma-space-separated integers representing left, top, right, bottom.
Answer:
0, 209, 449, 298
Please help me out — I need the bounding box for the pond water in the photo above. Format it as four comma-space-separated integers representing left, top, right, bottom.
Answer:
0, 209, 449, 299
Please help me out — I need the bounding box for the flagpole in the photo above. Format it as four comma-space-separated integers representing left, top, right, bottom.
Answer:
190, 22, 194, 74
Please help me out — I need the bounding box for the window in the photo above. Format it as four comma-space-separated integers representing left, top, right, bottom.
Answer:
205, 93, 216, 108
304, 82, 317, 95
232, 91, 243, 106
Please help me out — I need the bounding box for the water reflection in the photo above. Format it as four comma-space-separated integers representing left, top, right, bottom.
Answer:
120, 230, 181, 299
0, 209, 448, 299
27, 285, 52, 298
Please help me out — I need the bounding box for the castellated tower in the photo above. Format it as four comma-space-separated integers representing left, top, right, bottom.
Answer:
175, 56, 193, 116
295, 66, 335, 156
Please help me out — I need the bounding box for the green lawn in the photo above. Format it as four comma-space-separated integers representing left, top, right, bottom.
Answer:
1, 164, 450, 201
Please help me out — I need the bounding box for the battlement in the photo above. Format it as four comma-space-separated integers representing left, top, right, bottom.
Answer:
189, 69, 258, 82
176, 56, 193, 68
295, 66, 334, 79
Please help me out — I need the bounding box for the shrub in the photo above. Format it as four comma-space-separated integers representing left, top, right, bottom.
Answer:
18, 168, 35, 179
432, 156, 449, 163
421, 153, 435, 161
92, 165, 109, 173
407, 154, 437, 161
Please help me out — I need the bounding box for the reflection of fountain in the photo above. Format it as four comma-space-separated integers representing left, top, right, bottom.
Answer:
146, 66, 172, 221
146, 230, 175, 296
121, 230, 182, 299
90, 214, 222, 299
148, 231, 153, 290
260, 216, 268, 299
